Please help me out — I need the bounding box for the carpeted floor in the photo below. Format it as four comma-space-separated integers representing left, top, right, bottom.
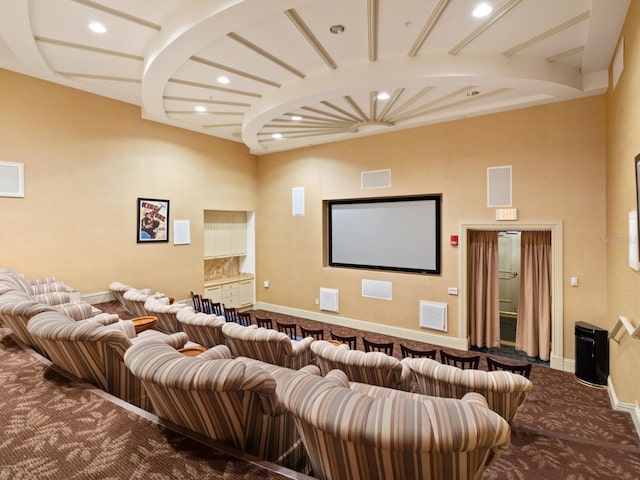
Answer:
3, 302, 640, 479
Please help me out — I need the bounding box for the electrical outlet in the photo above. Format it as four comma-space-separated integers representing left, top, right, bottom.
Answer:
315, 298, 319, 305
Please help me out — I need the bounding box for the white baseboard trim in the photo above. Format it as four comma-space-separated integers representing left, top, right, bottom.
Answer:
608, 377, 640, 438
254, 302, 468, 350
82, 290, 113, 305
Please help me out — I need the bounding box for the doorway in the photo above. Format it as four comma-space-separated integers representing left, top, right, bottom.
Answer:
498, 231, 520, 348
460, 221, 564, 370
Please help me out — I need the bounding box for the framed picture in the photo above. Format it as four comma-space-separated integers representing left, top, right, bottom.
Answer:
137, 198, 169, 243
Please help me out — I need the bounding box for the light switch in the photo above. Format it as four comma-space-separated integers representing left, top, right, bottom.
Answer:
263, 280, 270, 288
570, 277, 578, 287
447, 287, 458, 295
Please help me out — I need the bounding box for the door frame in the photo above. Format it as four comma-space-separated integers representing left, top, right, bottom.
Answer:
459, 220, 565, 371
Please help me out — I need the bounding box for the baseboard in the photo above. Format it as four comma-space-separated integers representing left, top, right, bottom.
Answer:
254, 302, 468, 350
608, 377, 640, 438
82, 290, 113, 304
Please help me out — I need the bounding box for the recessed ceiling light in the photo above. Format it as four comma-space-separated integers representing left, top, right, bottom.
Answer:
472, 3, 492, 18
377, 92, 390, 100
194, 106, 207, 113
272, 133, 283, 139
329, 24, 345, 35
217, 76, 230, 84
291, 115, 302, 121
88, 22, 106, 34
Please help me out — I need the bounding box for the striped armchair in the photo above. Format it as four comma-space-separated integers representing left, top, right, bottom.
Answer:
27, 310, 188, 411
0, 271, 76, 296
405, 357, 533, 425
0, 294, 56, 352
310, 339, 413, 391
108, 281, 135, 309
277, 369, 511, 480
176, 308, 226, 347
222, 322, 315, 369
123, 339, 320, 472
122, 288, 166, 317
144, 297, 188, 333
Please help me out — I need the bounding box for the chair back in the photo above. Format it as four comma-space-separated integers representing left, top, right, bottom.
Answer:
211, 302, 223, 316
123, 289, 166, 318
190, 291, 202, 312
109, 281, 133, 309
330, 330, 357, 349
277, 371, 511, 480
222, 322, 314, 369
224, 306, 240, 323
406, 357, 533, 425
363, 337, 394, 355
237, 311, 252, 326
300, 326, 324, 341
200, 297, 212, 314
123, 339, 309, 471
255, 316, 273, 329
310, 340, 412, 391
276, 320, 298, 339
144, 297, 187, 333
487, 356, 532, 378
176, 308, 226, 347
440, 350, 480, 369
400, 343, 437, 359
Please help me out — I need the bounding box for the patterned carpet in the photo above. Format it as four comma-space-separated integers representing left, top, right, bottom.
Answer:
0, 329, 306, 480
3, 301, 639, 479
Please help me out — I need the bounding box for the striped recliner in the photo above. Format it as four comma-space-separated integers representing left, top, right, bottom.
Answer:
122, 288, 166, 318
176, 308, 226, 347
123, 339, 319, 472
278, 369, 511, 480
28, 310, 188, 411
405, 357, 533, 425
310, 340, 413, 391
222, 322, 315, 369
144, 297, 188, 333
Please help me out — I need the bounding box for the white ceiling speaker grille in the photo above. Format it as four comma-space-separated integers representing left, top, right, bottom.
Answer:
361, 169, 391, 189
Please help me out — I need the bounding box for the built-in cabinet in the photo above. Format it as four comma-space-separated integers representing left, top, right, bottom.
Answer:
204, 211, 246, 259
204, 278, 254, 309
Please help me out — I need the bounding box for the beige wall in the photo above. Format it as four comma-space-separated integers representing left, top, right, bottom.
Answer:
256, 96, 607, 358
606, 2, 640, 407
0, 69, 257, 299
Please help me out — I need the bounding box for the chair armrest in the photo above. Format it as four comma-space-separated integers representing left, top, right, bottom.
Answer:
199, 344, 232, 360
162, 332, 189, 349
299, 364, 321, 376
290, 336, 314, 355
90, 313, 120, 325
324, 369, 350, 387
398, 363, 414, 391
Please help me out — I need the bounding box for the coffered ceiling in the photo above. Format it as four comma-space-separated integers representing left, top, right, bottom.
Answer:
0, 0, 630, 154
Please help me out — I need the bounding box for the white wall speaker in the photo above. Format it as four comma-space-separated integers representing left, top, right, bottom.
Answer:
419, 300, 447, 332
0, 161, 24, 197
319, 287, 339, 313
361, 279, 392, 300
361, 169, 391, 189
173, 219, 191, 245
487, 166, 512, 207
292, 187, 305, 216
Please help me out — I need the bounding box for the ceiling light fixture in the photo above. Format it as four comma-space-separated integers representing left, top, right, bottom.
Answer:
88, 22, 106, 34
472, 3, 492, 18
291, 115, 302, 121
217, 76, 230, 84
329, 24, 345, 35
272, 133, 283, 139
377, 92, 390, 100
194, 106, 207, 113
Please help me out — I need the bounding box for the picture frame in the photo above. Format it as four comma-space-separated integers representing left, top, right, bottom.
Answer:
137, 197, 169, 243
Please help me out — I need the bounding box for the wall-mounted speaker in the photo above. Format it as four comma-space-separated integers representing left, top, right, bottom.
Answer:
361, 279, 392, 300
0, 161, 24, 197
487, 166, 511, 207
361, 169, 391, 189
319, 287, 339, 313
292, 187, 305, 216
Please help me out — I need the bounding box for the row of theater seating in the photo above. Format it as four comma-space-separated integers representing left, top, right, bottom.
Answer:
0, 272, 531, 479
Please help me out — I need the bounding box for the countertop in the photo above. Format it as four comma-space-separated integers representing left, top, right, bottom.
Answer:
204, 273, 254, 287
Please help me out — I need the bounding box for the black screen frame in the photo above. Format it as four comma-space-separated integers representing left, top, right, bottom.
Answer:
327, 194, 441, 275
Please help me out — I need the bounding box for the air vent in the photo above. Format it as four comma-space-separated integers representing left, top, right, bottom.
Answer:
319, 288, 339, 313
361, 169, 391, 189
487, 166, 511, 207
419, 300, 447, 332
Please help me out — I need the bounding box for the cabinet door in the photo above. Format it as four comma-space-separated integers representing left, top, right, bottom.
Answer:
221, 282, 239, 308
238, 279, 254, 307
204, 215, 216, 259
204, 285, 222, 304
213, 212, 233, 257
230, 211, 247, 256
